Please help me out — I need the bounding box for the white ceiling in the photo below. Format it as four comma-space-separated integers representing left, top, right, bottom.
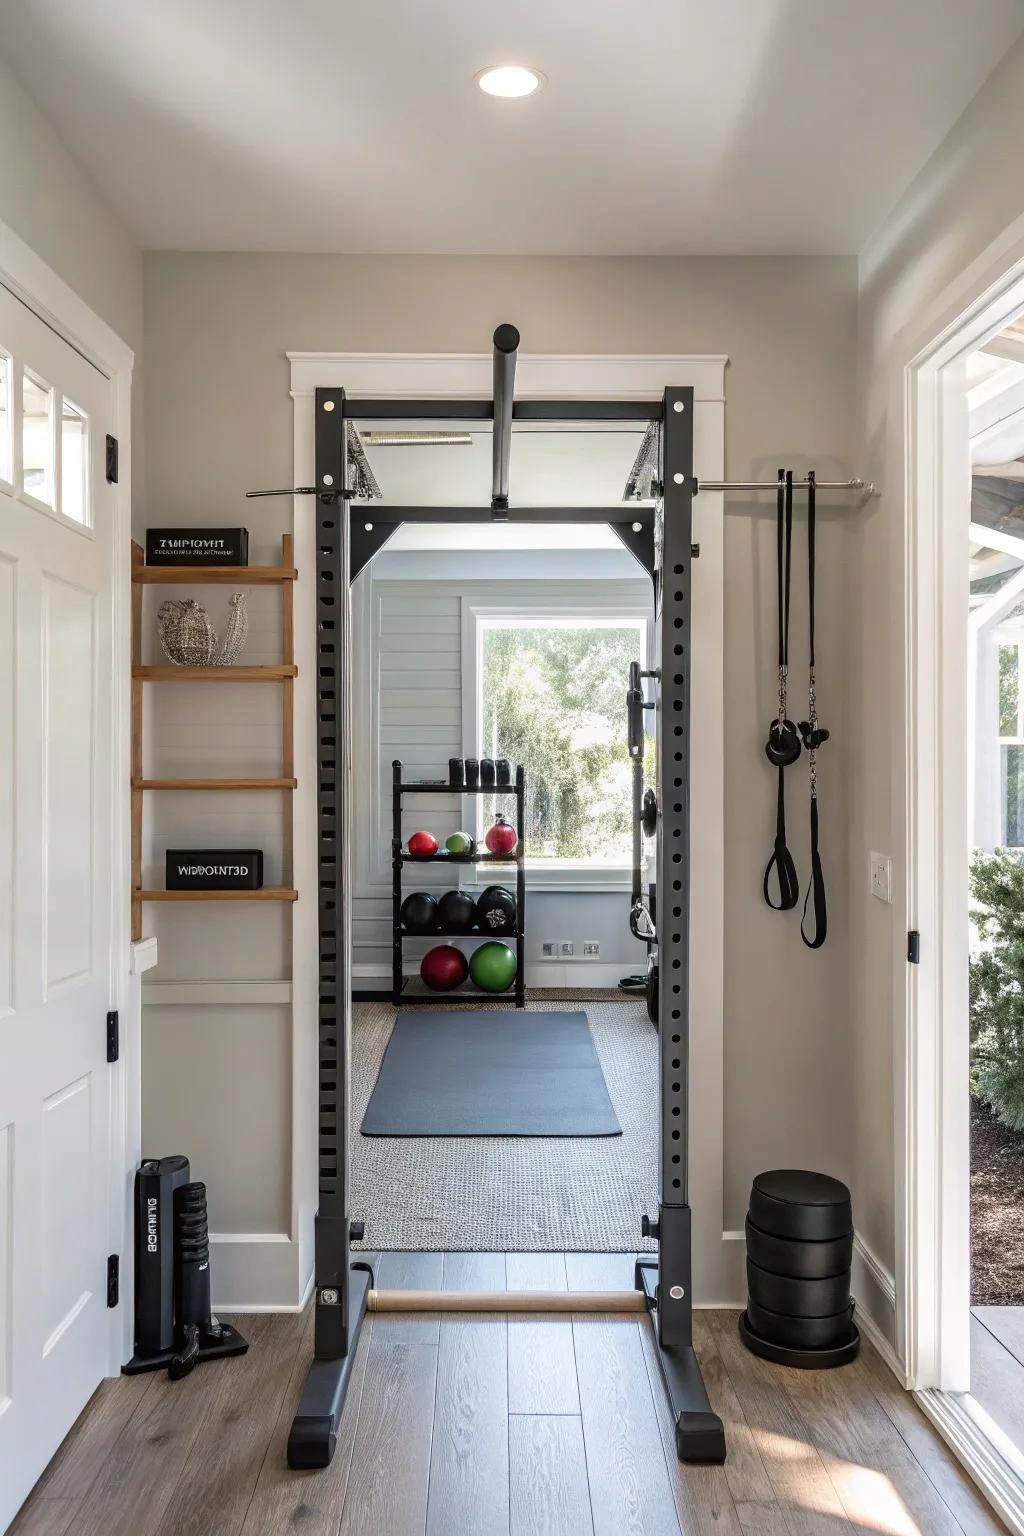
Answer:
2, 0, 1022, 255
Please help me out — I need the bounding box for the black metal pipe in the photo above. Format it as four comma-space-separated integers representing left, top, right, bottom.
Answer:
491, 324, 520, 513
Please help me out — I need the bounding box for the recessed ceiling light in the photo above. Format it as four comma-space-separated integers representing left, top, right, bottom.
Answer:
476, 65, 545, 99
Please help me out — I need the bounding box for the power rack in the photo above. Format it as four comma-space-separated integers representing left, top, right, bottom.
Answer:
391, 759, 526, 1009
284, 325, 730, 1471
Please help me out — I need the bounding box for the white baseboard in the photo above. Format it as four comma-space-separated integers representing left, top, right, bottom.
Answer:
851, 1231, 901, 1373
916, 1388, 1024, 1536
210, 1233, 307, 1311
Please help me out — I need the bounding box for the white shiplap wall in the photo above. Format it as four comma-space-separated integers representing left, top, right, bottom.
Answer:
352, 561, 653, 979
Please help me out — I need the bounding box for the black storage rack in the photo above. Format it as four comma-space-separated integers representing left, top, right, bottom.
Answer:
391, 758, 526, 1008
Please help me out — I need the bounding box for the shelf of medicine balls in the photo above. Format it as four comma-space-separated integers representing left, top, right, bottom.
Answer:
392, 759, 526, 1009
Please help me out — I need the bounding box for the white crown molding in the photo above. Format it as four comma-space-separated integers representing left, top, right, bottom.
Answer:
288, 351, 728, 403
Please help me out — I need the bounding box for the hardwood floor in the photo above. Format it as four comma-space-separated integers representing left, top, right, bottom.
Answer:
9, 1257, 1008, 1536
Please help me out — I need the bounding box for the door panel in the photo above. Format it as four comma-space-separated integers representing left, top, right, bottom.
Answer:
43, 576, 97, 991
0, 282, 117, 1531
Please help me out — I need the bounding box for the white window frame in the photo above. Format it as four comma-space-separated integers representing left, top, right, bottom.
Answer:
462, 597, 654, 890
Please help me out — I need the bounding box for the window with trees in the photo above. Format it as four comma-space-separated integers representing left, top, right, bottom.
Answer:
476, 615, 651, 870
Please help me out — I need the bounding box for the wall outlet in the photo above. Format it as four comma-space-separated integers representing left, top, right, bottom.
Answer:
560, 941, 575, 957
583, 941, 600, 957
870, 851, 892, 904
541, 941, 558, 958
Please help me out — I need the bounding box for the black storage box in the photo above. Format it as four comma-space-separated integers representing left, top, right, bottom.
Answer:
166, 849, 263, 890
146, 528, 249, 566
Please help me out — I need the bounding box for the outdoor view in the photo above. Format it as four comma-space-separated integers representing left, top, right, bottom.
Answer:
969, 503, 1024, 1310
479, 618, 651, 865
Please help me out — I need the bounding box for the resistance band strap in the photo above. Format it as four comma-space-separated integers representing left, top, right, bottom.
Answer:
763, 767, 800, 911
763, 471, 800, 911
800, 470, 828, 949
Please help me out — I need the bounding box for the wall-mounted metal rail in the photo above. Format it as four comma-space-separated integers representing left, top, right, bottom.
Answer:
694, 476, 876, 501
491, 323, 519, 514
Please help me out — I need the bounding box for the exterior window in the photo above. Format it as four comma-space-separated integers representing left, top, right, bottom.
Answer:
477, 617, 649, 867
998, 641, 1024, 846
60, 398, 88, 525
22, 369, 54, 506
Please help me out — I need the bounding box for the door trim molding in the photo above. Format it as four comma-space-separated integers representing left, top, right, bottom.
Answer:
288, 351, 731, 1305
0, 214, 136, 1372
901, 219, 1024, 1397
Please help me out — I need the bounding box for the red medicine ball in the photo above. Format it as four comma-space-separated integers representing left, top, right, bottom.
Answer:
420, 944, 469, 992
407, 830, 439, 857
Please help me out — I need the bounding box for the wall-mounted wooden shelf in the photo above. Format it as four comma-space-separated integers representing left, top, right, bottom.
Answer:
134, 777, 297, 791
133, 664, 297, 681
133, 564, 296, 585
139, 888, 298, 904
131, 534, 297, 940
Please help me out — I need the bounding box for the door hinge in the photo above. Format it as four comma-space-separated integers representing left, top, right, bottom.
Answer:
107, 1254, 119, 1308
907, 930, 921, 964
105, 434, 119, 484
106, 1009, 119, 1063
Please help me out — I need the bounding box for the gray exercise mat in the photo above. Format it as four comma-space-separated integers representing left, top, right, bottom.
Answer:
360, 1009, 622, 1137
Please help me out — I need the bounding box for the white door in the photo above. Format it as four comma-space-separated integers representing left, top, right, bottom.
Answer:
0, 284, 117, 1527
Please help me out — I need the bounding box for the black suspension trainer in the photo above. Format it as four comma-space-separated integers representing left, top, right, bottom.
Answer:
797, 470, 828, 948
763, 470, 801, 911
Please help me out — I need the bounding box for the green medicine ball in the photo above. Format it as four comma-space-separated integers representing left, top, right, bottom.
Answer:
469, 940, 516, 993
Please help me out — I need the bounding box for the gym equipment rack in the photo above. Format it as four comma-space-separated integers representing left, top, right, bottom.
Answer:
390, 759, 526, 1008
286, 328, 728, 1471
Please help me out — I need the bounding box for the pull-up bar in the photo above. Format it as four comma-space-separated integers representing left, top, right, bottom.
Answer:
491, 323, 520, 515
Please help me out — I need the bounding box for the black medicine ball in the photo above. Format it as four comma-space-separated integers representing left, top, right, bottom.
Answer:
400, 891, 439, 934
476, 885, 517, 934
437, 889, 477, 933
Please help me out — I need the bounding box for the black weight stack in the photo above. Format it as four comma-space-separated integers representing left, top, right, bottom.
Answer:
740, 1169, 860, 1368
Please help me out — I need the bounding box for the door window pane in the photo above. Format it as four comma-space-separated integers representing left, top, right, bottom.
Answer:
999, 643, 1020, 737
0, 353, 10, 483
1002, 744, 1024, 846
22, 370, 53, 505
61, 398, 88, 525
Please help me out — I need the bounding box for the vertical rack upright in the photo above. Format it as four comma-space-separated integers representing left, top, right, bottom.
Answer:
391, 759, 526, 1007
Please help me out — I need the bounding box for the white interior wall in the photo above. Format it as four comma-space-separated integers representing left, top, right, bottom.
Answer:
350, 549, 653, 984
139, 252, 857, 1300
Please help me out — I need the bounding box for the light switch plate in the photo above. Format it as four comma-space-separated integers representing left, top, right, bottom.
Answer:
870, 851, 892, 904
560, 941, 575, 957
541, 942, 557, 958
583, 941, 600, 957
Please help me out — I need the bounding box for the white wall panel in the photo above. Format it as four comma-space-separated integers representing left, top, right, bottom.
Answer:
42, 577, 95, 993
0, 559, 14, 1017
0, 1121, 11, 1407
41, 1075, 92, 1354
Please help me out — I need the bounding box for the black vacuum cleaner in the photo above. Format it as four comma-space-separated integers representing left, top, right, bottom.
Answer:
123, 1156, 248, 1378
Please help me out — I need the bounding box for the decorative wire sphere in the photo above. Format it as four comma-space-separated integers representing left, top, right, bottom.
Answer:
156, 592, 248, 667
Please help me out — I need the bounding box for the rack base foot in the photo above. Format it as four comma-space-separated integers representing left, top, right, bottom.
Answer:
635, 1258, 726, 1463
286, 1264, 372, 1469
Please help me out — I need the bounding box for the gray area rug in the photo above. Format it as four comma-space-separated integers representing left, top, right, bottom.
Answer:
350, 997, 658, 1252
361, 1009, 621, 1137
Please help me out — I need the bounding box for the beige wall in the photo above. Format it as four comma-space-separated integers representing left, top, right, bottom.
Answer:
142, 252, 859, 1243
853, 34, 1024, 1289
0, 49, 143, 483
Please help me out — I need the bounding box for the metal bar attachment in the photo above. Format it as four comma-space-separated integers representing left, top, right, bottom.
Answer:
491, 324, 520, 514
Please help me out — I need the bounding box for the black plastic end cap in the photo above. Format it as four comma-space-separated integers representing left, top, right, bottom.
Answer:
287, 1415, 337, 1470
493, 323, 520, 354
675, 1410, 727, 1464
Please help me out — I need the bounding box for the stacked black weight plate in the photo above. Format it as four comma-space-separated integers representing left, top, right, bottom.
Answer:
740, 1169, 860, 1368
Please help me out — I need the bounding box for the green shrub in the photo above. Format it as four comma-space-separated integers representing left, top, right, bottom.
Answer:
970, 849, 1024, 1130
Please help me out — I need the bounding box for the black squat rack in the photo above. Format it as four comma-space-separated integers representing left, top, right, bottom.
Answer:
391, 758, 527, 1009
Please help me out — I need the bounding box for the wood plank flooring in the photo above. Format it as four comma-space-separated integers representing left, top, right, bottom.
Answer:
9, 1256, 1008, 1536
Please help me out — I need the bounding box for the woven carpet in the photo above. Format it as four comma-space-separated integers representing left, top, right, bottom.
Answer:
349, 996, 658, 1252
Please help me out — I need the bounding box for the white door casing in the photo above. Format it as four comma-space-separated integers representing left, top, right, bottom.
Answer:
287, 352, 732, 1306
0, 261, 132, 1529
